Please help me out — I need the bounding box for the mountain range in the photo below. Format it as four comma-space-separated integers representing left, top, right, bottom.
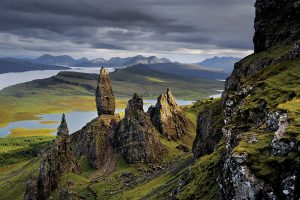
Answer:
74, 55, 171, 67
0, 54, 239, 75
196, 56, 240, 73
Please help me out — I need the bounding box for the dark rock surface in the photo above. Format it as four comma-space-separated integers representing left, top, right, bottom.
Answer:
115, 93, 165, 164
71, 115, 119, 169
192, 102, 224, 158
148, 89, 189, 141
253, 0, 300, 52
95, 67, 115, 116
25, 114, 80, 200
289, 41, 300, 59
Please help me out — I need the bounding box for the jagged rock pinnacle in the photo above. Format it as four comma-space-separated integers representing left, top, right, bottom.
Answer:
95, 67, 115, 116
148, 88, 189, 141
57, 113, 69, 137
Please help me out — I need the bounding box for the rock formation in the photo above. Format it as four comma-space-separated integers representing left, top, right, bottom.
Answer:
25, 114, 79, 200
95, 67, 115, 116
115, 93, 165, 163
253, 0, 300, 52
148, 88, 189, 141
192, 101, 224, 158
71, 115, 119, 169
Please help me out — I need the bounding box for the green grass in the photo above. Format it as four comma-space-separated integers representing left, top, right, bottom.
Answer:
178, 142, 225, 200
8, 128, 56, 137
0, 157, 41, 200
147, 77, 167, 83
0, 136, 54, 166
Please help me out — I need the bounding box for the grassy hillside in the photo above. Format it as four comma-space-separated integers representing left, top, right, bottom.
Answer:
0, 65, 223, 128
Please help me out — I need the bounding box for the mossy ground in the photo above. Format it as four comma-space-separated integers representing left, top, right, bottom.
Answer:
231, 44, 300, 190
178, 142, 225, 200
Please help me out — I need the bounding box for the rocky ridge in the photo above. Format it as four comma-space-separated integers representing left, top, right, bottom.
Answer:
148, 88, 189, 141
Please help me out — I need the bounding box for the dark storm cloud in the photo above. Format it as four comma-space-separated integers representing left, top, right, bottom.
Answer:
0, 0, 255, 57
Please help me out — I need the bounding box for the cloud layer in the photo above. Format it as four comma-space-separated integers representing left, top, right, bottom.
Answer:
0, 0, 256, 62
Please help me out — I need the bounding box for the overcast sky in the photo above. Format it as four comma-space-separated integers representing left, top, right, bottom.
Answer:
0, 0, 256, 62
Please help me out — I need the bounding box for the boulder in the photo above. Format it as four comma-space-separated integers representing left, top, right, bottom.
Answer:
115, 93, 165, 163
148, 88, 189, 141
95, 67, 115, 116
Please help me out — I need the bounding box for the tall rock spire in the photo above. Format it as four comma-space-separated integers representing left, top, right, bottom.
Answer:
95, 67, 115, 116
57, 113, 69, 137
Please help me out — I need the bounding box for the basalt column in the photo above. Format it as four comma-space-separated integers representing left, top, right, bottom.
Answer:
95, 67, 115, 116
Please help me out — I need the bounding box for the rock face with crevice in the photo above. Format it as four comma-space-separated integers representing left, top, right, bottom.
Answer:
95, 67, 115, 116
148, 89, 189, 141
115, 93, 165, 163
25, 114, 80, 200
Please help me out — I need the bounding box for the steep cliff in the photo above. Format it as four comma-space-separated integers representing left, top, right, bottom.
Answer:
115, 93, 165, 164
192, 99, 224, 158
25, 114, 80, 200
148, 89, 189, 141
95, 67, 115, 116
183, 1, 300, 199
253, 0, 300, 52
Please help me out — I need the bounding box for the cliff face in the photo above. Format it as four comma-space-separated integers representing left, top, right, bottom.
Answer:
25, 115, 79, 200
148, 88, 189, 141
253, 0, 300, 52
192, 100, 224, 158
95, 67, 115, 116
71, 116, 118, 169
115, 94, 165, 163
188, 1, 300, 199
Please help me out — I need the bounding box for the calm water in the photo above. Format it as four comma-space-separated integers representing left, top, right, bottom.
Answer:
0, 67, 115, 90
0, 99, 195, 137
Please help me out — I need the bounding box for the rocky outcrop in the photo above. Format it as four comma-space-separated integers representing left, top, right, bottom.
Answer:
192, 100, 224, 158
289, 41, 300, 60
25, 114, 80, 200
148, 89, 189, 141
115, 93, 165, 163
95, 67, 115, 116
71, 115, 119, 169
253, 0, 300, 52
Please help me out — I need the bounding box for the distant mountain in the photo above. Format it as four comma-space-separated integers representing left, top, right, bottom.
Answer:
34, 54, 89, 66
0, 59, 70, 74
126, 62, 229, 80
75, 55, 171, 67
196, 56, 240, 73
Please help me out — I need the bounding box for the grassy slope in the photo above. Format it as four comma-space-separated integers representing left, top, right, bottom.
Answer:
229, 45, 300, 189
178, 44, 300, 199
